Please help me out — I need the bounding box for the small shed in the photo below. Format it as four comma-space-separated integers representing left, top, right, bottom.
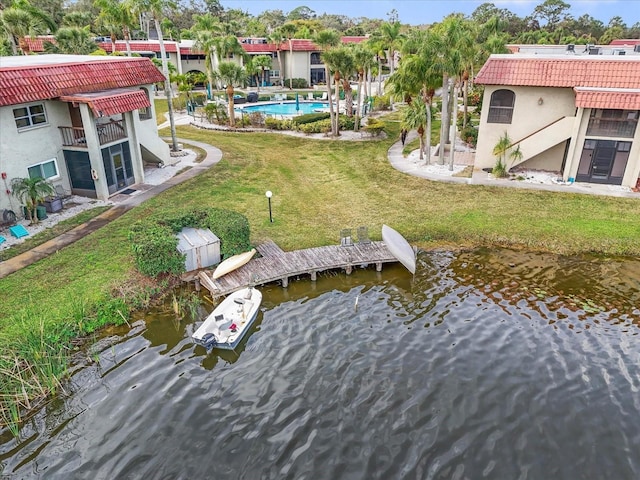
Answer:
176, 227, 220, 272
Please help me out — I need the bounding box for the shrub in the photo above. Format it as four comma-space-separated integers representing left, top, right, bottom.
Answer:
129, 208, 251, 278
457, 111, 472, 129
247, 111, 266, 127
265, 117, 293, 130
283, 78, 308, 88
172, 94, 188, 111
203, 103, 228, 124
363, 118, 385, 136
372, 94, 391, 111
339, 115, 355, 130
460, 125, 478, 147
292, 112, 331, 125
298, 119, 331, 134
191, 92, 207, 106
468, 86, 484, 107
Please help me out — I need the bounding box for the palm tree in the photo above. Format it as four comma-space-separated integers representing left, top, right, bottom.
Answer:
192, 13, 221, 97
280, 22, 297, 89
376, 19, 403, 75
0, 7, 46, 55
351, 43, 375, 131
313, 29, 340, 135
94, 0, 136, 56
127, 0, 179, 152
402, 101, 428, 162
215, 34, 245, 61
423, 16, 474, 165
251, 55, 273, 92
330, 46, 356, 118
215, 61, 246, 127
267, 27, 286, 87
44, 26, 98, 55
10, 177, 55, 225
387, 28, 442, 164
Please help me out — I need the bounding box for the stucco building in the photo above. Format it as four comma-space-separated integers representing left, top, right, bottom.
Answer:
0, 55, 170, 213
21, 36, 368, 88
474, 54, 640, 189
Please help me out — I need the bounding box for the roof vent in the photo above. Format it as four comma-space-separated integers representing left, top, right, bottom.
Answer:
566, 44, 575, 52
634, 45, 640, 53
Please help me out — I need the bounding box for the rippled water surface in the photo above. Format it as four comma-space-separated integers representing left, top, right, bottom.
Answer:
2, 249, 639, 479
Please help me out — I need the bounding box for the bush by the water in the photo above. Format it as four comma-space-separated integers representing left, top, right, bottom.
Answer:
129, 208, 251, 278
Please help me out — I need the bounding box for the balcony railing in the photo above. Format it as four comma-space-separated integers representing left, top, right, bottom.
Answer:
59, 119, 127, 147
587, 117, 638, 138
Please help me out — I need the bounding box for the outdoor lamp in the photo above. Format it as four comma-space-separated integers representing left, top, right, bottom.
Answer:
266, 190, 273, 223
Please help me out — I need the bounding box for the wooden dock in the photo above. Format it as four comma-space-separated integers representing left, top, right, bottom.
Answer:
197, 240, 398, 297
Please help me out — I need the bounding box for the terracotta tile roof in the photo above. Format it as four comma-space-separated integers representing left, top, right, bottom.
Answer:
475, 55, 640, 89
574, 87, 640, 110
21, 35, 367, 54
242, 43, 277, 53
609, 39, 640, 46
59, 88, 151, 117
0, 56, 165, 107
98, 40, 179, 53
20, 35, 53, 52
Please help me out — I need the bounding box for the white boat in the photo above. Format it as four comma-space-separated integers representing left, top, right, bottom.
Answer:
192, 287, 263, 350
382, 224, 416, 274
212, 248, 256, 280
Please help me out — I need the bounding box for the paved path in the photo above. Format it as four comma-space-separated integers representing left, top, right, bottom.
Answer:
0, 139, 222, 279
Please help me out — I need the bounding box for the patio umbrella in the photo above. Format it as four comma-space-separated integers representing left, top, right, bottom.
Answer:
295, 93, 299, 111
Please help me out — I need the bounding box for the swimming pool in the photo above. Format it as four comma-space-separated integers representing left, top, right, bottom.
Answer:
238, 102, 328, 116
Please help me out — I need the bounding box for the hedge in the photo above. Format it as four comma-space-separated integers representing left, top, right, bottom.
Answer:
129, 208, 251, 277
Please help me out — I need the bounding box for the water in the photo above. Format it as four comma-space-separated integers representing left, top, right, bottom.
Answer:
238, 102, 328, 116
1, 249, 639, 479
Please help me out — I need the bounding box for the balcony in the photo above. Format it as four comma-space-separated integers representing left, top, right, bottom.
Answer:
59, 120, 127, 147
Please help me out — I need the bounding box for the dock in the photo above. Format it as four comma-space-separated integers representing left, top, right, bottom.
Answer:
197, 240, 398, 297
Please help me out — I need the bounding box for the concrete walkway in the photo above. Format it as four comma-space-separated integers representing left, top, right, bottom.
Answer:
388, 131, 639, 199
0, 139, 222, 279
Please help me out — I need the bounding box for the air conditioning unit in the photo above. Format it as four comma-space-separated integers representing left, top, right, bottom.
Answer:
588, 47, 600, 55
634, 45, 640, 53
566, 44, 575, 52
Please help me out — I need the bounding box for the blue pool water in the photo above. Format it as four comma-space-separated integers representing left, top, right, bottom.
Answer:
238, 102, 328, 116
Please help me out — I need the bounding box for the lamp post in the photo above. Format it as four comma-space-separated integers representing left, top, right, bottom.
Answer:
265, 190, 273, 223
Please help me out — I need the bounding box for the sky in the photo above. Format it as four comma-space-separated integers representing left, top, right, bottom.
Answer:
220, 0, 640, 27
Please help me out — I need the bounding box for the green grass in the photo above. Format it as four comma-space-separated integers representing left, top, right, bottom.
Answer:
1, 112, 640, 430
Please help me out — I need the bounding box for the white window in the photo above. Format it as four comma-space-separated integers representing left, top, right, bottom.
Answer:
28, 159, 59, 180
13, 103, 48, 130
271, 70, 280, 77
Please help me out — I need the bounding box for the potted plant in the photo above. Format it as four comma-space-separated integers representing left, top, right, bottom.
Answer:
10, 177, 55, 224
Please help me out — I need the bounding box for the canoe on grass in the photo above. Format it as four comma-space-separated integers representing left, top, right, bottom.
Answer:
212, 248, 256, 280
192, 287, 263, 350
382, 224, 416, 274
